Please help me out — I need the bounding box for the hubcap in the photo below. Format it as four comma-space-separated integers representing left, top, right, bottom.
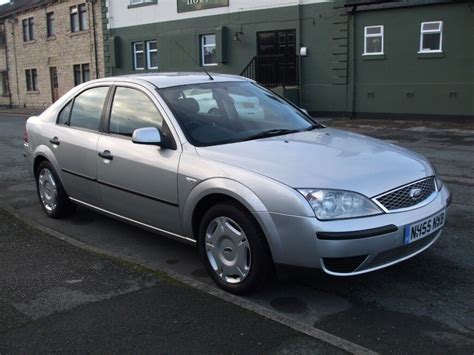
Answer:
205, 216, 251, 284
38, 168, 58, 212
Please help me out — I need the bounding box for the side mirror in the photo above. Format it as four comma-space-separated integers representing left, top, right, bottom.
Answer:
132, 127, 163, 146
301, 108, 310, 116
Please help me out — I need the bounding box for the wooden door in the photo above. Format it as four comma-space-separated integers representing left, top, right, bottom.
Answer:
256, 30, 297, 87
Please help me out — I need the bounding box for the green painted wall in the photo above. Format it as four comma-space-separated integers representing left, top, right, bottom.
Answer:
103, 2, 349, 114
103, 1, 474, 118
352, 2, 474, 117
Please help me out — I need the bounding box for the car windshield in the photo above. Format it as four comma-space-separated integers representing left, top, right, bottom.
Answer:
159, 81, 320, 147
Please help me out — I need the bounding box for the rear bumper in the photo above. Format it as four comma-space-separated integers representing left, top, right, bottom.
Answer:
23, 142, 34, 177
255, 185, 451, 274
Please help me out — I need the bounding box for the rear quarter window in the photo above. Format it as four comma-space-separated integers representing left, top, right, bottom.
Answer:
57, 101, 72, 125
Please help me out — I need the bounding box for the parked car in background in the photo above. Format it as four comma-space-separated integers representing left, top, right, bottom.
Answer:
185, 88, 264, 120
24, 73, 451, 294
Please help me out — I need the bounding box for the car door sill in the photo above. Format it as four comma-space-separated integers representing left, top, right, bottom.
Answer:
68, 197, 196, 245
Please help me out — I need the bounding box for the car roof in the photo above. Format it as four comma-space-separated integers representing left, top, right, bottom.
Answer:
96, 72, 251, 89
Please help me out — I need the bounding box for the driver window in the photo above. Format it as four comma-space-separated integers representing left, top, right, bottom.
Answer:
109, 87, 163, 136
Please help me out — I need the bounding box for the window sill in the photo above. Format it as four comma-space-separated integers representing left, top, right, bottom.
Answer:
133, 68, 159, 73
69, 30, 89, 37
362, 54, 385, 60
47, 35, 56, 41
23, 40, 36, 45
202, 63, 218, 67
26, 91, 40, 95
128, 0, 158, 9
417, 51, 444, 58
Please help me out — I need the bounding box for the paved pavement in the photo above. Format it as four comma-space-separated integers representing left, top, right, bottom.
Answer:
0, 208, 339, 354
1, 112, 473, 353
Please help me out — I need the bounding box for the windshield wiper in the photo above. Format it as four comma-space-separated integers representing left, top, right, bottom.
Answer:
303, 123, 323, 131
242, 129, 301, 142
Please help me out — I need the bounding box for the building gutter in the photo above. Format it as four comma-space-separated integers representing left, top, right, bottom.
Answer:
344, 0, 468, 12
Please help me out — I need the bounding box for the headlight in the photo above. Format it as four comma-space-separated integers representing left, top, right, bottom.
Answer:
435, 175, 443, 191
431, 165, 443, 191
297, 189, 383, 220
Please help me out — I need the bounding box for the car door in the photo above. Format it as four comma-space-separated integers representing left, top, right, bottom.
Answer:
51, 85, 110, 206
96, 85, 183, 235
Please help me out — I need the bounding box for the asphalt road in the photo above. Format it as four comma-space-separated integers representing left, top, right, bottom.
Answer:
0, 208, 338, 354
1, 113, 473, 353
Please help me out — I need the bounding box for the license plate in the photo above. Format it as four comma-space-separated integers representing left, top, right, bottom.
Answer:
404, 210, 445, 244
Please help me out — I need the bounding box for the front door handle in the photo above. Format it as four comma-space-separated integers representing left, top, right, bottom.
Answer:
98, 150, 113, 161
49, 137, 60, 145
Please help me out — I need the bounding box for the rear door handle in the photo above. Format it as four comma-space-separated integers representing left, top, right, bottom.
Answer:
49, 137, 60, 145
98, 150, 113, 161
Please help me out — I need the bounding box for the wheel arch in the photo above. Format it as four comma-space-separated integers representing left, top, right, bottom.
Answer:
32, 146, 64, 185
182, 178, 282, 259
33, 155, 49, 177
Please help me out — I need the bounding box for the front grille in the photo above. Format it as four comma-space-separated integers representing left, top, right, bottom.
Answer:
375, 177, 436, 211
367, 231, 439, 269
323, 255, 368, 273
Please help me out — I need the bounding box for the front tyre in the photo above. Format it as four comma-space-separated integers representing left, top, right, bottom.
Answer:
198, 202, 272, 294
36, 161, 75, 218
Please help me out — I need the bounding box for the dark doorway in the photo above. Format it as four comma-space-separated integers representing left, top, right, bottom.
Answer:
50, 67, 59, 103
256, 30, 297, 87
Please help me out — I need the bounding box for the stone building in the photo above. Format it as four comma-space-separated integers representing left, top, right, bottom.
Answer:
0, 0, 105, 109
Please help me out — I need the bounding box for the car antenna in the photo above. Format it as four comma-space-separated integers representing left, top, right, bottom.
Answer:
175, 41, 214, 81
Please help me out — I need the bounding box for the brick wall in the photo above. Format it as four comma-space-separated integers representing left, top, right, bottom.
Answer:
0, 0, 105, 109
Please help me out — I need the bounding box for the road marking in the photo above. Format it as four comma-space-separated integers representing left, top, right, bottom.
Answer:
1, 202, 378, 355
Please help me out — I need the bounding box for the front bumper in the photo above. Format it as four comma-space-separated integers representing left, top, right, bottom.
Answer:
255, 185, 451, 274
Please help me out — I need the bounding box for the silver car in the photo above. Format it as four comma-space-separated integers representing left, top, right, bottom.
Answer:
24, 73, 451, 294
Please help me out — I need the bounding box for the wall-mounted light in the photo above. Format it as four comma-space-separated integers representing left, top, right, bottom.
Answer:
233, 25, 244, 42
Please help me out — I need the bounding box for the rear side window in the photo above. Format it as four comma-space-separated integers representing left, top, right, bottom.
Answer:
109, 87, 163, 136
69, 87, 109, 131
57, 101, 72, 125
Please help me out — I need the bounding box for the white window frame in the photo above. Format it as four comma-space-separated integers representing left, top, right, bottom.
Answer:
363, 25, 384, 56
147, 40, 158, 70
130, 0, 155, 5
419, 21, 443, 53
200, 34, 217, 67
133, 42, 145, 70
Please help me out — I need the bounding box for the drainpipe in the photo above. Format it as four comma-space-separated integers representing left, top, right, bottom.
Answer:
297, 0, 302, 107
349, 6, 356, 118
9, 18, 20, 107
2, 22, 12, 108
87, 0, 99, 79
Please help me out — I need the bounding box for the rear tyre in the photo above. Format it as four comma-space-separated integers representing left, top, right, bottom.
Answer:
35, 161, 75, 218
198, 202, 273, 294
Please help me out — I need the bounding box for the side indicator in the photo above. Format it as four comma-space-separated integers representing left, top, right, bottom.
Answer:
185, 177, 197, 184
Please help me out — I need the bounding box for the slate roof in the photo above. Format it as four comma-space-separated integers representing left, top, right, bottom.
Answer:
0, 0, 54, 19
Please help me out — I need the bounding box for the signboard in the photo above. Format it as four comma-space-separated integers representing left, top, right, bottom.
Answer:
177, 0, 229, 13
